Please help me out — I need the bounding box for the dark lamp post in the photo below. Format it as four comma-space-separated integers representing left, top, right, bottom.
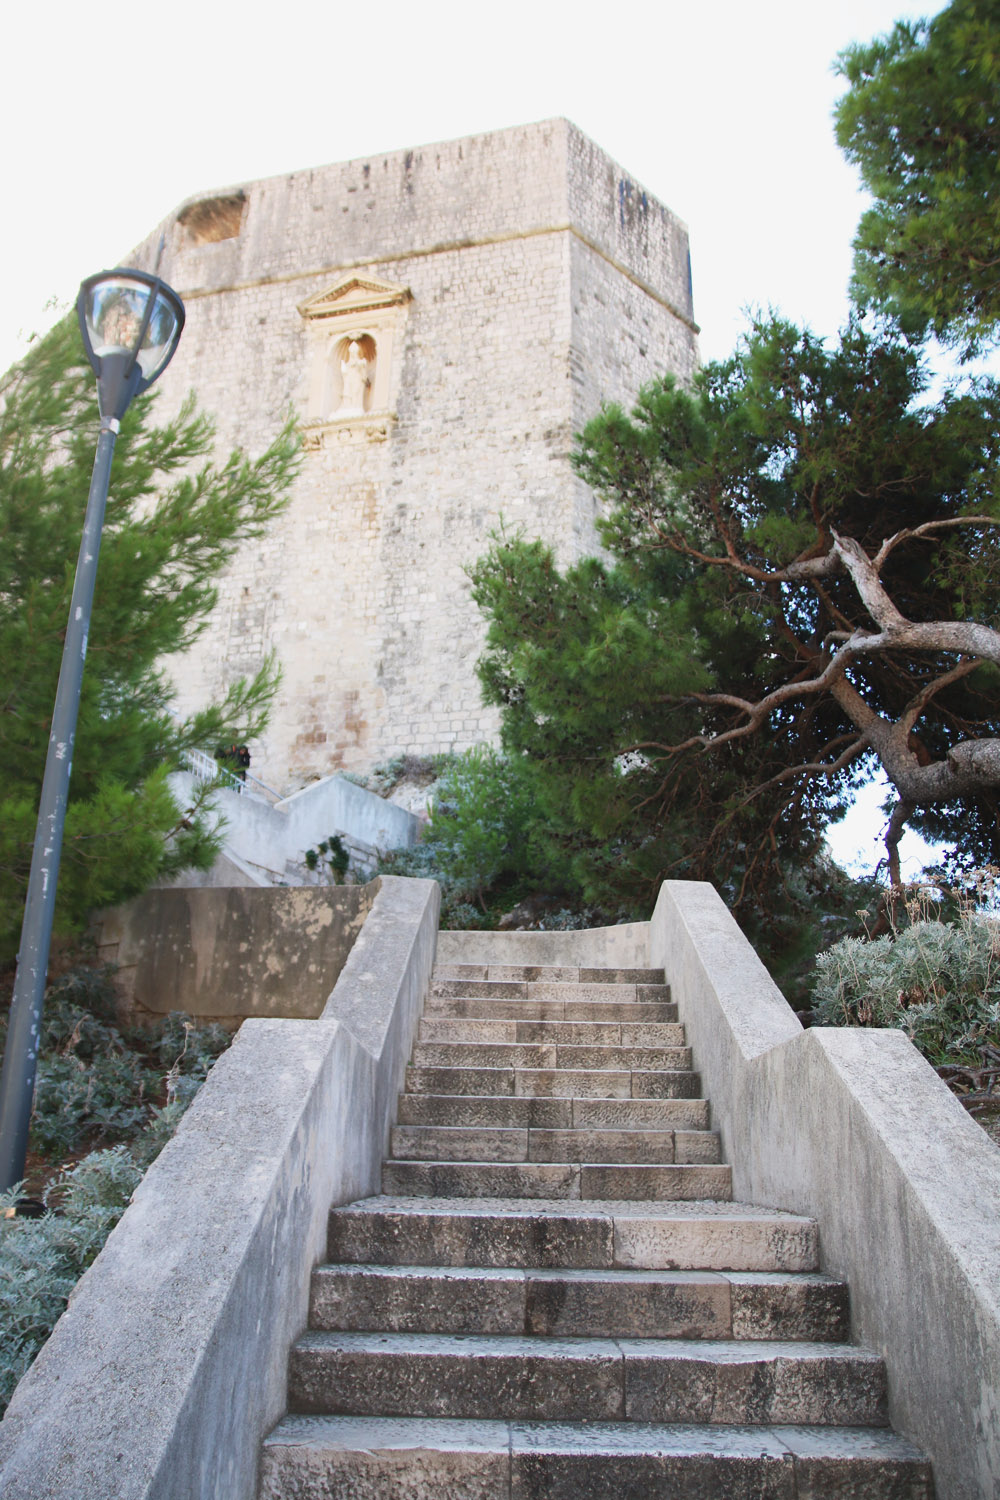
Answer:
0, 269, 185, 1194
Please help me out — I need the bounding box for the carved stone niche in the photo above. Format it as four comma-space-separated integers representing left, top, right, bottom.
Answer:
298, 274, 412, 447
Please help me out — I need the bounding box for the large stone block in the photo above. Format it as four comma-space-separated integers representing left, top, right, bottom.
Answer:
100, 881, 376, 1020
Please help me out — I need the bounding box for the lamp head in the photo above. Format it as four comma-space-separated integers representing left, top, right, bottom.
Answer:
77, 269, 185, 421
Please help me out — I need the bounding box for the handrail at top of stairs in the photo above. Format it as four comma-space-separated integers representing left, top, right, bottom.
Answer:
183, 747, 283, 803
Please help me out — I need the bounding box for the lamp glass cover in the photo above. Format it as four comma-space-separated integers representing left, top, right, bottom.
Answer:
85, 277, 180, 380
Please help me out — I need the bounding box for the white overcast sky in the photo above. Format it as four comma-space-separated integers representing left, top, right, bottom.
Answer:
0, 0, 948, 874
2, 0, 942, 371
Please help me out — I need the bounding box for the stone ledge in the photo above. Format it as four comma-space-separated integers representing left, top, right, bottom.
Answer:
651, 879, 1000, 1500
0, 877, 440, 1500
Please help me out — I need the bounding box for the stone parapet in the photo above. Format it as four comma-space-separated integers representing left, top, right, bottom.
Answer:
0, 877, 441, 1500
650, 879, 1000, 1500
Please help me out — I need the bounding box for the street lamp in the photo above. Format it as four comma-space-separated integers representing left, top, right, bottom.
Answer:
0, 270, 185, 1193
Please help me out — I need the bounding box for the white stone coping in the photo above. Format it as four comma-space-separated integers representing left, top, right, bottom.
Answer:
651, 879, 1000, 1500
0, 876, 440, 1500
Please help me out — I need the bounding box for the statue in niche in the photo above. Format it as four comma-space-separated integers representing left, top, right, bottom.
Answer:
338, 340, 369, 415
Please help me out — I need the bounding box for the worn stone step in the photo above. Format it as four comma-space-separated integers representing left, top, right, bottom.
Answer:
309, 1264, 850, 1341
424, 996, 679, 1022
431, 979, 672, 1005
381, 1161, 733, 1201
410, 1042, 693, 1071
288, 1331, 888, 1426
396, 1094, 712, 1132
404, 1067, 702, 1099
418, 1018, 687, 1046
327, 1196, 820, 1272
260, 1415, 934, 1500
433, 965, 668, 984
389, 1124, 721, 1165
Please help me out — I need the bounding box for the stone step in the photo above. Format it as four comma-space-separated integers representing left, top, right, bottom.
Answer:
287, 1331, 888, 1427
434, 964, 668, 984
260, 1415, 934, 1500
326, 1197, 816, 1271
389, 1124, 721, 1164
431, 979, 671, 1004
396, 1093, 712, 1132
309, 1264, 850, 1341
424, 996, 679, 1022
381, 1161, 733, 1201
404, 1067, 702, 1099
418, 1018, 687, 1046
410, 1042, 693, 1071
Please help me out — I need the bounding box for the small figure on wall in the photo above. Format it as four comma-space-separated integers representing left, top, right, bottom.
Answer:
338, 340, 369, 414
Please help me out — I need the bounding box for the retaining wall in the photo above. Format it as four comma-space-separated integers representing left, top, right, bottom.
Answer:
167, 770, 420, 886
0, 876, 440, 1500
98, 882, 377, 1022
436, 921, 649, 969
650, 880, 1000, 1500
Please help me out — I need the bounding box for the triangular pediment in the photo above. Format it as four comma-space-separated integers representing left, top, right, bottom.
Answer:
298, 274, 412, 321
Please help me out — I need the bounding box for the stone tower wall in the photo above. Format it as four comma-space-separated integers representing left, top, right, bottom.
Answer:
128, 120, 698, 792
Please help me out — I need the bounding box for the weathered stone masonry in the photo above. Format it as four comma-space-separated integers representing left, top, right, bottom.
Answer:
127, 119, 699, 793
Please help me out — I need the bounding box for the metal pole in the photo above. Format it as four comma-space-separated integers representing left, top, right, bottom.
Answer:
0, 416, 119, 1192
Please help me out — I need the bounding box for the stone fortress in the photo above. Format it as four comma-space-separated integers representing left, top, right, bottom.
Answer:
129, 119, 699, 794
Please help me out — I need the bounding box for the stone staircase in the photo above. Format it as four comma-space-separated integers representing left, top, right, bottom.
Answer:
260, 961, 934, 1497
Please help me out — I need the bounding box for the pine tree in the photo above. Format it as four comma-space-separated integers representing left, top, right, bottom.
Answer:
471, 315, 1000, 908
836, 0, 1000, 355
0, 317, 300, 959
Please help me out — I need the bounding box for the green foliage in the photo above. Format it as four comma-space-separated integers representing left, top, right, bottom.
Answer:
0, 316, 300, 961
471, 314, 1000, 940
813, 909, 1000, 1068
836, 0, 1000, 354
0, 967, 232, 1413
304, 835, 351, 883
423, 747, 541, 907
0, 968, 230, 1162
378, 748, 561, 925
0, 1148, 146, 1410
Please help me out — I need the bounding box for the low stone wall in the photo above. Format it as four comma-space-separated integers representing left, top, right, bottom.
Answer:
98, 882, 378, 1022
0, 876, 441, 1500
650, 879, 1000, 1500
165, 771, 420, 888
436, 921, 648, 968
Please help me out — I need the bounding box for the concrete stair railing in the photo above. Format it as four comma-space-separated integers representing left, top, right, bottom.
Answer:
260, 962, 934, 1497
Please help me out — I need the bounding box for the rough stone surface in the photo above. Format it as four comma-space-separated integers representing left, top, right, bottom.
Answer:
261, 1417, 933, 1500
311, 1264, 843, 1342
125, 122, 698, 789
620, 1340, 887, 1427
260, 1415, 511, 1500
99, 882, 376, 1020
290, 1331, 626, 1420
579, 1163, 732, 1201
397, 1095, 573, 1129
728, 1272, 850, 1343
328, 1196, 819, 1273
522, 1270, 732, 1340
436, 925, 652, 970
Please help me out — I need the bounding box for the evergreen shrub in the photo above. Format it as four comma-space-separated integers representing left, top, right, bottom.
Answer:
812, 899, 1000, 1068
0, 968, 231, 1411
